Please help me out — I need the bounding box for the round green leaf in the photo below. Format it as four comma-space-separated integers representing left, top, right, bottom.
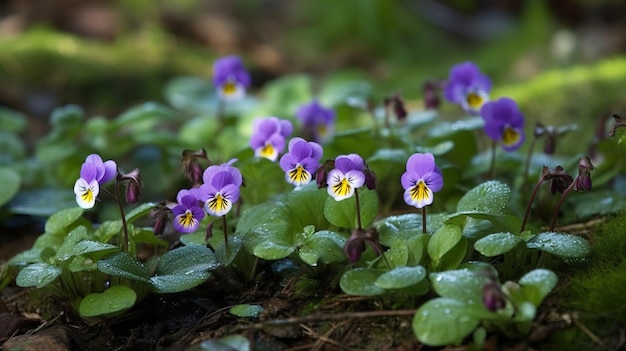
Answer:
474, 232, 523, 257
375, 266, 427, 289
15, 263, 62, 288
79, 285, 137, 317
430, 269, 486, 302
229, 304, 263, 318
324, 189, 379, 229
252, 241, 295, 260
456, 181, 511, 215
518, 269, 558, 306
526, 232, 591, 258
0, 168, 20, 206
340, 268, 386, 296
413, 297, 481, 346
427, 224, 462, 265
0, 106, 27, 133
150, 245, 218, 293
44, 207, 85, 235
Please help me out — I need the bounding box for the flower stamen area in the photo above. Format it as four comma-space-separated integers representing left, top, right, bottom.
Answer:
178, 210, 196, 229
222, 81, 238, 96
289, 165, 310, 185
333, 176, 352, 197
466, 91, 484, 109
208, 193, 230, 215
502, 126, 522, 147
410, 180, 432, 204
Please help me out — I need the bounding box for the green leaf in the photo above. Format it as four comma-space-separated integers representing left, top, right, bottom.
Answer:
0, 106, 27, 133
526, 232, 591, 258
0, 168, 20, 206
97, 252, 151, 283
44, 207, 85, 235
456, 181, 511, 215
375, 266, 427, 289
413, 298, 482, 346
229, 304, 263, 318
54, 226, 90, 261
50, 104, 84, 128
430, 269, 487, 303
15, 263, 62, 288
8, 188, 77, 217
93, 220, 123, 243
439, 237, 468, 271
518, 269, 558, 306
285, 183, 330, 231
150, 245, 218, 293
215, 237, 243, 266
415, 140, 454, 155
79, 285, 137, 317
301, 230, 346, 265
340, 268, 386, 296
427, 224, 462, 268
376, 214, 425, 243
474, 232, 524, 257
324, 189, 379, 229
198, 335, 250, 351
252, 241, 295, 261
111, 102, 173, 130
0, 132, 26, 161
125, 202, 157, 223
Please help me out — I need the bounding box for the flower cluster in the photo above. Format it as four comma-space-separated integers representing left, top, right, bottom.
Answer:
212, 55, 251, 101
249, 117, 293, 161
73, 154, 117, 209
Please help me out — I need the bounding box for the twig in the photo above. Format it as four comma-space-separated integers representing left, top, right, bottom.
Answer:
238, 309, 416, 331
26, 311, 64, 335
572, 316, 606, 348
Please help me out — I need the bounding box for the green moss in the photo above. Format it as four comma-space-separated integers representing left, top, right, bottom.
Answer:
546, 213, 626, 349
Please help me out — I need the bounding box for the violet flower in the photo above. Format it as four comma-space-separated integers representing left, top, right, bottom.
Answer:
401, 153, 444, 209
198, 162, 243, 216
172, 191, 205, 234
296, 100, 336, 142
212, 55, 251, 101
480, 97, 526, 151
249, 117, 293, 161
444, 61, 491, 115
279, 137, 323, 187
327, 154, 366, 201
73, 154, 117, 209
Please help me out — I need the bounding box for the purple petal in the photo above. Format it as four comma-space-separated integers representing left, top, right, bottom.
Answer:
181, 194, 200, 208
309, 141, 323, 160
279, 153, 299, 172
344, 170, 365, 189
423, 171, 444, 193
267, 133, 286, 154
406, 153, 436, 176
100, 160, 117, 183
400, 171, 416, 190
300, 157, 321, 174
221, 183, 240, 203
289, 138, 313, 161
279, 119, 293, 138
211, 171, 237, 190
80, 162, 98, 183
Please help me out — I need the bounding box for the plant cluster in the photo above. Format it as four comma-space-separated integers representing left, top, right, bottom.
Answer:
2, 55, 626, 348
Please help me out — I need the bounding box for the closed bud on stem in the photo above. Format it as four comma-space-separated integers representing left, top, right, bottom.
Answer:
118, 168, 142, 204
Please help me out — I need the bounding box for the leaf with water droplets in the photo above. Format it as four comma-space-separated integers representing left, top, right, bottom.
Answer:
230, 304, 263, 318
456, 181, 511, 215
15, 263, 62, 288
44, 207, 85, 235
474, 232, 523, 257
412, 297, 483, 346
526, 232, 591, 258
427, 224, 462, 267
518, 269, 558, 306
97, 252, 151, 284
430, 269, 487, 303
375, 266, 427, 289
324, 188, 379, 229
150, 245, 218, 293
340, 268, 386, 296
79, 285, 137, 317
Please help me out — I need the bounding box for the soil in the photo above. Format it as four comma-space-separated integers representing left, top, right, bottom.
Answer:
0, 228, 568, 351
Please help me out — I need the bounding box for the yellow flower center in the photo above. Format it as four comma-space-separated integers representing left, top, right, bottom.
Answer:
222, 81, 238, 96
332, 177, 352, 197
178, 210, 195, 228
466, 92, 484, 109
410, 180, 430, 203
208, 193, 229, 213
259, 143, 276, 159
502, 126, 521, 146
289, 165, 310, 185
81, 189, 94, 204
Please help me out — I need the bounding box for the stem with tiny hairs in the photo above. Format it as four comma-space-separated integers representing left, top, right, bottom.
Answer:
549, 180, 577, 231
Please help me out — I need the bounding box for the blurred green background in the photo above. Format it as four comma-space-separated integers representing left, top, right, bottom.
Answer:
1, 0, 625, 146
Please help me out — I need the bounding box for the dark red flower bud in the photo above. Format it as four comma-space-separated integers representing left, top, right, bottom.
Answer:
422, 81, 441, 110
343, 227, 381, 264
482, 281, 506, 311
182, 149, 210, 186
574, 156, 595, 192
363, 167, 377, 190
150, 201, 172, 236
118, 168, 142, 204
315, 159, 335, 189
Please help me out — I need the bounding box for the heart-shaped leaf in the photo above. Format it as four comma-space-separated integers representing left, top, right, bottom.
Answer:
79, 285, 137, 317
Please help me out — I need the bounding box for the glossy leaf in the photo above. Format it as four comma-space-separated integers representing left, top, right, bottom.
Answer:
79, 285, 137, 317
413, 297, 482, 346
474, 232, 523, 257
44, 207, 85, 235
97, 252, 151, 284
375, 266, 427, 289
427, 224, 462, 268
430, 269, 486, 303
16, 263, 62, 288
324, 189, 379, 229
518, 269, 558, 306
456, 181, 511, 215
526, 232, 591, 258
0, 168, 20, 206
149, 245, 218, 293
340, 268, 386, 296
230, 304, 263, 318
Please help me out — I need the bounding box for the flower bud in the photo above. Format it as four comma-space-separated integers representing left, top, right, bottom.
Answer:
482, 281, 506, 311
575, 156, 595, 191
343, 228, 381, 264
182, 149, 210, 186
150, 201, 172, 236
315, 159, 335, 189
118, 168, 142, 204
422, 81, 441, 110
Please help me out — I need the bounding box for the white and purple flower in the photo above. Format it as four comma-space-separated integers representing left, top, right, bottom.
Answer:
401, 153, 444, 209
249, 117, 293, 161
444, 61, 492, 115
327, 154, 366, 201
279, 137, 323, 187
198, 162, 243, 217
480, 97, 525, 151
73, 154, 117, 209
172, 190, 205, 233
212, 55, 251, 101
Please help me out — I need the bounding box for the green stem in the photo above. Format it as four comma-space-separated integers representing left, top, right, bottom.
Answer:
222, 215, 229, 251
354, 189, 363, 230
114, 180, 130, 253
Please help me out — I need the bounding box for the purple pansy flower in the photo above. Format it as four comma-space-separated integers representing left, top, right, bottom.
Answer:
444, 61, 491, 115
295, 100, 336, 142
327, 154, 366, 201
172, 190, 205, 233
212, 55, 251, 101
279, 137, 323, 187
249, 117, 293, 161
480, 97, 526, 151
73, 154, 117, 209
198, 162, 243, 216
401, 153, 444, 208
